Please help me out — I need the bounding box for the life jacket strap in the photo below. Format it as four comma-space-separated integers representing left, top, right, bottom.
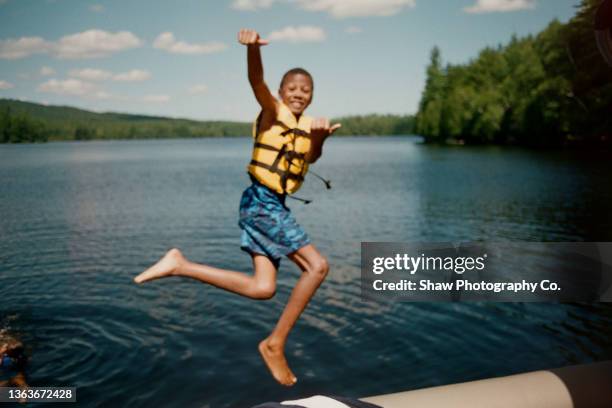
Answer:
270, 143, 287, 175
309, 170, 332, 189
249, 160, 305, 182
281, 128, 310, 137
251, 122, 330, 202
285, 150, 306, 161
252, 140, 307, 194
253, 142, 280, 152
287, 195, 312, 204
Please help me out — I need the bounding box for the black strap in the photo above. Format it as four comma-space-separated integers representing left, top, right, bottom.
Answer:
270, 144, 286, 173
287, 195, 312, 204
253, 144, 306, 164
252, 139, 306, 193
309, 170, 332, 189
254, 142, 280, 152
281, 128, 310, 137
285, 150, 306, 162
252, 123, 330, 201
284, 151, 331, 190
249, 160, 304, 181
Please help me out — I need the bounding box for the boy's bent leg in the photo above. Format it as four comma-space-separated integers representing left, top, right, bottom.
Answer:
259, 244, 329, 386
134, 249, 277, 300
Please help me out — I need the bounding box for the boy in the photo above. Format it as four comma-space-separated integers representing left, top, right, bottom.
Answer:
134, 29, 340, 386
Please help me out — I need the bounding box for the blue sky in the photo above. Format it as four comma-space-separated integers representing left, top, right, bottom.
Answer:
0, 0, 577, 121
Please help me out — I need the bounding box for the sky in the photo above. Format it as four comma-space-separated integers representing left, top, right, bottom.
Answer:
0, 0, 578, 121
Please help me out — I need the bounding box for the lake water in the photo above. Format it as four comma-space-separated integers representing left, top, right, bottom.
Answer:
1, 137, 611, 407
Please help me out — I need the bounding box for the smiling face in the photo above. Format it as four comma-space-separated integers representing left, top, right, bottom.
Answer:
279, 73, 313, 116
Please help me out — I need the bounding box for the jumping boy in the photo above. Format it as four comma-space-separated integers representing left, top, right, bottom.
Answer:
134, 28, 340, 386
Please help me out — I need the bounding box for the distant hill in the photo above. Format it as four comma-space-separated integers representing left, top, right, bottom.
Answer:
0, 99, 414, 143
0, 99, 252, 142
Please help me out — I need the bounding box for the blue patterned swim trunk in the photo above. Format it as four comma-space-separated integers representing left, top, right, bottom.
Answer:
239, 179, 311, 267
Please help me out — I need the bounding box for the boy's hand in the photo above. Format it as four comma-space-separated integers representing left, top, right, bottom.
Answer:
311, 118, 341, 139
238, 29, 269, 46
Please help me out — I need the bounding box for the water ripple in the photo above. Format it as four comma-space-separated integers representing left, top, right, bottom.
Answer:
2, 139, 612, 407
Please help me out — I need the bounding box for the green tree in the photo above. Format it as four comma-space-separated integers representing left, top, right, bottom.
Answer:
416, 46, 446, 142
415, 0, 612, 147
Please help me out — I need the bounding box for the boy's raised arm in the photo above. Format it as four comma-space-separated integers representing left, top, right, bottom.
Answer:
238, 29, 277, 113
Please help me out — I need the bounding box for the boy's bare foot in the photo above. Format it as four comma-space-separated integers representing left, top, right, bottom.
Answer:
134, 248, 184, 284
258, 338, 297, 386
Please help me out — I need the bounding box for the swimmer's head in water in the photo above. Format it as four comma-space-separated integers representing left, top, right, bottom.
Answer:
279, 68, 313, 116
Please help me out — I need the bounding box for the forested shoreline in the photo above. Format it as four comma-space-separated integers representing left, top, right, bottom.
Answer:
0, 99, 249, 142
3, 0, 610, 146
0, 99, 414, 143
416, 0, 611, 147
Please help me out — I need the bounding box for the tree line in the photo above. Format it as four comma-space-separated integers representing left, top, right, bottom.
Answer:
415, 0, 612, 147
0, 107, 49, 143
331, 114, 414, 136
0, 102, 253, 142
0, 99, 415, 143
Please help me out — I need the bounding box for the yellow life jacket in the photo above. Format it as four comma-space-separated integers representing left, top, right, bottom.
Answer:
248, 102, 313, 195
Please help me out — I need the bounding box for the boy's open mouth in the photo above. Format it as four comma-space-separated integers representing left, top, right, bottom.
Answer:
290, 100, 304, 109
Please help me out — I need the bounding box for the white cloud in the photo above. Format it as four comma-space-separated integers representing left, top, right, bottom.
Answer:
231, 0, 274, 11
233, 0, 416, 18
267, 26, 326, 43
91, 90, 112, 99
153, 32, 226, 55
143, 94, 170, 103
38, 78, 112, 99
54, 29, 142, 59
188, 84, 208, 95
0, 30, 142, 60
89, 4, 104, 12
345, 26, 362, 34
40, 66, 55, 76
38, 78, 97, 97
294, 0, 415, 18
112, 69, 151, 82
68, 68, 151, 82
464, 0, 536, 13
0, 37, 50, 59
69, 68, 113, 81
0, 80, 14, 90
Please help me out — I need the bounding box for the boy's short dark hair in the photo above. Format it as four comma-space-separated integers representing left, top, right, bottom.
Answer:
279, 68, 313, 89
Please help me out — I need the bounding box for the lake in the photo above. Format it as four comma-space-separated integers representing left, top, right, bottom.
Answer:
1, 137, 611, 407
